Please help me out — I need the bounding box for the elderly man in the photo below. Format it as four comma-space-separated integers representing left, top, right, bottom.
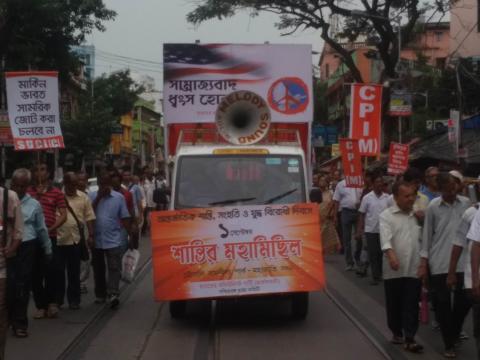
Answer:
419, 172, 471, 358
57, 172, 95, 310
380, 181, 423, 353
9, 168, 51, 337
420, 166, 440, 202
0, 170, 23, 353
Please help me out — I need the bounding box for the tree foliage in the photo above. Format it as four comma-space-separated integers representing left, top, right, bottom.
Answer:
62, 70, 143, 157
0, 0, 116, 77
187, 0, 450, 82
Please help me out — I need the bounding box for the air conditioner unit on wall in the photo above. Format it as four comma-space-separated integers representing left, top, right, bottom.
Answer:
426, 119, 448, 131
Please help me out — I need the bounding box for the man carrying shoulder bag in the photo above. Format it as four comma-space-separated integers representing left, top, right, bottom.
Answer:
57, 173, 95, 310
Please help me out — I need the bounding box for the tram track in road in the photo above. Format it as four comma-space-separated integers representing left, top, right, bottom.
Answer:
55, 262, 402, 360
56, 256, 154, 360
191, 288, 399, 360
325, 285, 408, 360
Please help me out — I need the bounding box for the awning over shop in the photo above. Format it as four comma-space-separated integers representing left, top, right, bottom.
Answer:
410, 113, 480, 164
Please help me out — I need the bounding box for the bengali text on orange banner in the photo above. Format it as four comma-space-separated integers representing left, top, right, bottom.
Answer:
150, 203, 325, 301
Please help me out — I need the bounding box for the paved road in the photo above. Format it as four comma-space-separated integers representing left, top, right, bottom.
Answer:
68, 267, 385, 360
325, 254, 477, 360
11, 243, 475, 359
5, 245, 386, 359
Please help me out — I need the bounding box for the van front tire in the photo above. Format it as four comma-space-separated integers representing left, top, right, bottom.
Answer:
169, 300, 187, 319
291, 293, 309, 319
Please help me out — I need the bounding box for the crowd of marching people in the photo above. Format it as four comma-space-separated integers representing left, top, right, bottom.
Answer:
2, 158, 480, 359
0, 163, 167, 358
313, 166, 480, 359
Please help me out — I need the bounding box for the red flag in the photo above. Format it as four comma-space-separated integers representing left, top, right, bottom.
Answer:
340, 138, 363, 188
349, 84, 382, 156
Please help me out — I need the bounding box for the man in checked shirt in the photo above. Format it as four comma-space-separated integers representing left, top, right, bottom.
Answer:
28, 163, 67, 319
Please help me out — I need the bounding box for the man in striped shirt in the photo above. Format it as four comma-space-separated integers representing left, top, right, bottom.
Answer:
28, 163, 67, 319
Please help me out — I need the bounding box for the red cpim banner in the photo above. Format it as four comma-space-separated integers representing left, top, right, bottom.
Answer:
387, 142, 409, 175
349, 83, 382, 156
339, 138, 364, 188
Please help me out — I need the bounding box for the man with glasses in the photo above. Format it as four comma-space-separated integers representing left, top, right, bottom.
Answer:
420, 166, 440, 202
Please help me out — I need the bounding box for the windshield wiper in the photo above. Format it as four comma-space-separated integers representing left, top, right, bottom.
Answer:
209, 197, 257, 206
264, 188, 298, 204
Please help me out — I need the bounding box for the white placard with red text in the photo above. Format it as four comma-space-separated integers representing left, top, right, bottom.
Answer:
387, 142, 409, 175
340, 138, 364, 188
6, 71, 64, 151
349, 84, 382, 156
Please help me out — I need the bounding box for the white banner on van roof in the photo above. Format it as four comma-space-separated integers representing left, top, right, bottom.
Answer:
163, 44, 312, 124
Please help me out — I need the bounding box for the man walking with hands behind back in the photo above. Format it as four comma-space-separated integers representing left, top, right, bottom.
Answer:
380, 181, 423, 353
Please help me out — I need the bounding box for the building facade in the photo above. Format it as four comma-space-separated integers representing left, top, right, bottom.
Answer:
70, 45, 96, 81
450, 0, 480, 59
318, 21, 452, 145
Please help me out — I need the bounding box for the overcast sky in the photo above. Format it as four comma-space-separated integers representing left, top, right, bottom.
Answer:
87, 0, 323, 90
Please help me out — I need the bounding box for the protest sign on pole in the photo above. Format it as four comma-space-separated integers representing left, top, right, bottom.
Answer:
388, 91, 412, 117
331, 143, 340, 157
0, 111, 13, 146
339, 138, 363, 188
387, 142, 409, 175
349, 84, 382, 156
150, 203, 324, 301
6, 71, 64, 151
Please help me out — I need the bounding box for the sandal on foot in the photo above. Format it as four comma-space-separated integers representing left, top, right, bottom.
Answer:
404, 342, 424, 353
390, 336, 404, 344
444, 349, 456, 358
13, 329, 28, 338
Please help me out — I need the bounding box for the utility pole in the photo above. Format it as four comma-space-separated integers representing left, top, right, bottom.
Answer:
395, 17, 403, 143
1, 56, 5, 179
138, 105, 145, 166
455, 61, 463, 153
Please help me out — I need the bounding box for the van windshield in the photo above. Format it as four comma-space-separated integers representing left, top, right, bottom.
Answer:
174, 155, 306, 209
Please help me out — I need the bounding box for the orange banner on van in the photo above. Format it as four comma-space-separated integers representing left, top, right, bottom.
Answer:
150, 203, 324, 301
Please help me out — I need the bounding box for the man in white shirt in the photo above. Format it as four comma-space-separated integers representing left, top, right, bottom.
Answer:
419, 172, 471, 358
140, 166, 162, 233
357, 173, 389, 285
467, 195, 480, 359
379, 180, 423, 353
332, 179, 362, 270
